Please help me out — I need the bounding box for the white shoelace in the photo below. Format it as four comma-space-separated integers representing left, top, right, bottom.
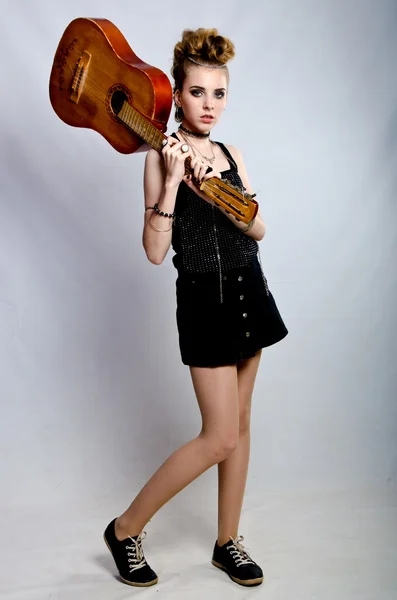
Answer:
125, 531, 147, 572
226, 535, 255, 567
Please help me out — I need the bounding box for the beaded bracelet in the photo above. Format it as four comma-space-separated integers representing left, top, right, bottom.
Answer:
154, 203, 176, 218
145, 204, 176, 218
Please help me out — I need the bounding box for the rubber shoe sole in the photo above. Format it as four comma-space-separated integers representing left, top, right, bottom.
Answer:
212, 558, 263, 587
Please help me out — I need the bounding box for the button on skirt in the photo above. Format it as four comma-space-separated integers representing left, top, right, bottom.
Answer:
175, 256, 288, 367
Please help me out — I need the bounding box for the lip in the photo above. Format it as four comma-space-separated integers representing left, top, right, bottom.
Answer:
200, 115, 214, 122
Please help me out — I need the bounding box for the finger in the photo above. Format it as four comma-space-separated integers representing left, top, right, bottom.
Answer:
161, 137, 170, 153
203, 170, 221, 181
179, 147, 194, 159
161, 136, 181, 150
198, 163, 208, 181
166, 136, 179, 146
170, 143, 186, 155
185, 169, 200, 186
193, 163, 202, 180
179, 142, 191, 156
193, 163, 206, 183
165, 139, 184, 153
191, 157, 205, 177
183, 173, 192, 184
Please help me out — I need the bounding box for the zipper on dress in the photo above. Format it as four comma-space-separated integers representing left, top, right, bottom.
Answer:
212, 206, 223, 303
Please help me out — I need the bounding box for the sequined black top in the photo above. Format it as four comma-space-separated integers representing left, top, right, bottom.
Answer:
171, 142, 258, 274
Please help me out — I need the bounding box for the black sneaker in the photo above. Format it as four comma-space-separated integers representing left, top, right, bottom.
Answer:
212, 535, 263, 587
103, 518, 158, 587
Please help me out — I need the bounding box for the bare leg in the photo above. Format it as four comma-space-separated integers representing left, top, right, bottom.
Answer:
116, 364, 240, 540
217, 351, 262, 546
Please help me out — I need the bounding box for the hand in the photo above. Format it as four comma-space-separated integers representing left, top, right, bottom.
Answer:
161, 137, 193, 186
183, 158, 222, 205
186, 155, 212, 186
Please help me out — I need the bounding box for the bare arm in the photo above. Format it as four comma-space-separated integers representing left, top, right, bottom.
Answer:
142, 150, 176, 265
142, 138, 193, 265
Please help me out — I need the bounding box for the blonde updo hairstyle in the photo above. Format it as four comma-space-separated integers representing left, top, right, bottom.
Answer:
171, 28, 235, 122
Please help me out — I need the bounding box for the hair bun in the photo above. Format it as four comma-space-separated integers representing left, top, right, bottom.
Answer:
176, 28, 235, 66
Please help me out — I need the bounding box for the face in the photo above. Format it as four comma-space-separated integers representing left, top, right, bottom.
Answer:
175, 65, 228, 133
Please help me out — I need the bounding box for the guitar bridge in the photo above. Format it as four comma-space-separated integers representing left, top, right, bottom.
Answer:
70, 51, 91, 104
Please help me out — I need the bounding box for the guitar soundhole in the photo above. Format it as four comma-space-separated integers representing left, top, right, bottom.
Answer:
111, 90, 128, 115
107, 85, 132, 120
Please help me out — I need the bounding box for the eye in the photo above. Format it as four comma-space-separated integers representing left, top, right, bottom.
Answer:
191, 89, 203, 97
215, 91, 225, 99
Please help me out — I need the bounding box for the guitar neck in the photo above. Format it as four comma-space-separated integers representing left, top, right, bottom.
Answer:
118, 100, 166, 152
118, 100, 192, 173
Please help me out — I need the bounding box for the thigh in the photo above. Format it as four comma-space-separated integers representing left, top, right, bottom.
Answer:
237, 350, 262, 429
189, 365, 239, 438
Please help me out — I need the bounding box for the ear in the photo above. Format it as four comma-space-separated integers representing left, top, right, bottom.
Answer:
174, 90, 181, 107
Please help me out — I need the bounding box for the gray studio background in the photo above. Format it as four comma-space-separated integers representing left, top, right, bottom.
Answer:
0, 0, 396, 599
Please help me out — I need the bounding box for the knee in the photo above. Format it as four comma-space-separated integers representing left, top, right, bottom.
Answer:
200, 431, 239, 463
213, 436, 238, 462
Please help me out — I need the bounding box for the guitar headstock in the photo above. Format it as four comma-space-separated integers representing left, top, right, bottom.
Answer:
200, 177, 258, 224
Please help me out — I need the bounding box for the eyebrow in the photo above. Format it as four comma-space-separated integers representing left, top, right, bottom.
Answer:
189, 85, 227, 91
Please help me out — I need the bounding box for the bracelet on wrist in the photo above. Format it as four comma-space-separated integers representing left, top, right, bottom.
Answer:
153, 203, 176, 219
148, 212, 173, 232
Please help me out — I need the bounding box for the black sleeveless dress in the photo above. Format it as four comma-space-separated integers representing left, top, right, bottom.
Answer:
171, 140, 288, 367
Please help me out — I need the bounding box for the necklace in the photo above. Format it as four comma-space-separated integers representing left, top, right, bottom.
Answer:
178, 125, 210, 139
181, 133, 216, 164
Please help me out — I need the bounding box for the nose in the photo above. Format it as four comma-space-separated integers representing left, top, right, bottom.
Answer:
203, 94, 214, 110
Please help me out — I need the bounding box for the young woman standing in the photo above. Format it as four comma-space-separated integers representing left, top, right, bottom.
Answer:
104, 27, 288, 588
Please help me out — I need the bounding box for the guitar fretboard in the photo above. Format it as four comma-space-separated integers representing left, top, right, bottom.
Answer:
118, 101, 165, 152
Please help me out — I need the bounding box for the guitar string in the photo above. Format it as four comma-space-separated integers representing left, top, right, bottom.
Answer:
78, 74, 165, 147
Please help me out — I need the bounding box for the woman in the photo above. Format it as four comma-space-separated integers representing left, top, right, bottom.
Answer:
104, 27, 288, 588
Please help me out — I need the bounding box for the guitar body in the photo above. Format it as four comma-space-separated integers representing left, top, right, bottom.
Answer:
49, 18, 172, 154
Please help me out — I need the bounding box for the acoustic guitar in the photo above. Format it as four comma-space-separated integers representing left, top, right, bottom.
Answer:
49, 18, 258, 223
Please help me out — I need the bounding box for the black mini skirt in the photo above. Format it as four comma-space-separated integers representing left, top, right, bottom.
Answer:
175, 256, 288, 367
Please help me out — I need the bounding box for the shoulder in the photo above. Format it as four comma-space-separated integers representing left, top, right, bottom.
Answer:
223, 143, 241, 156
223, 144, 246, 168
222, 144, 252, 191
223, 144, 244, 160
